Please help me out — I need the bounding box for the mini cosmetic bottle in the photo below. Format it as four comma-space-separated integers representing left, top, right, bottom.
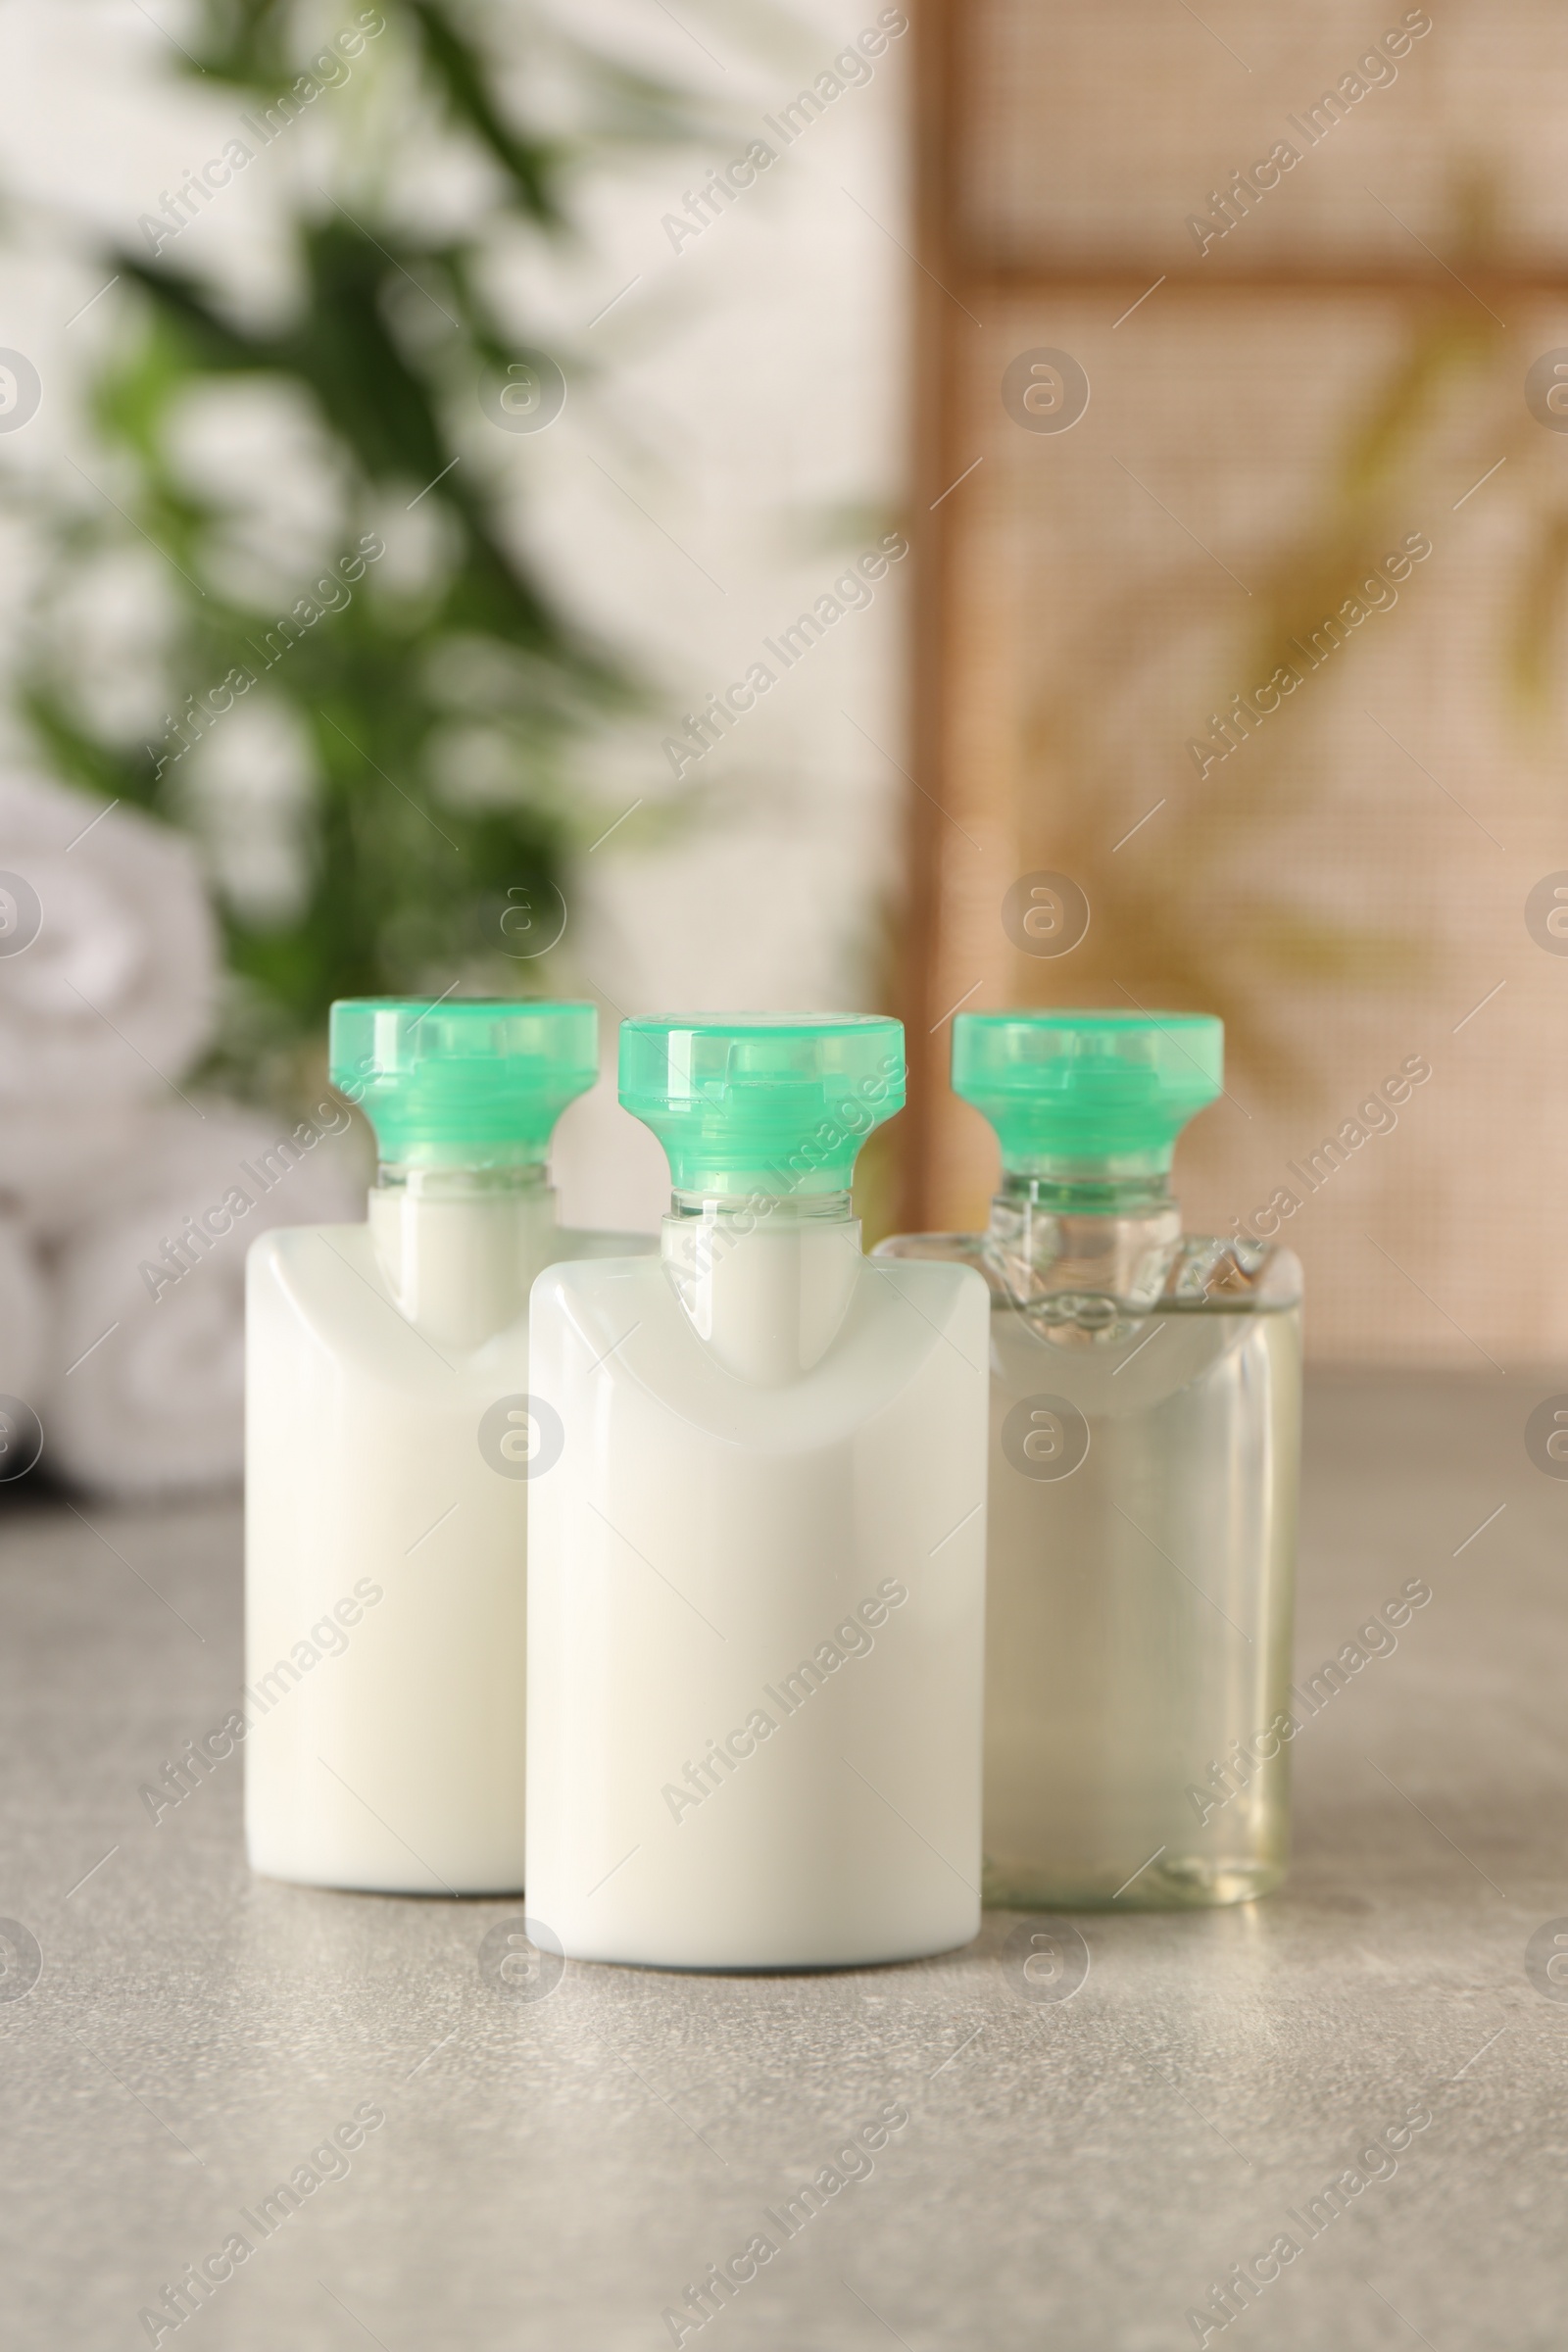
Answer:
525, 1014, 990, 1970
245, 997, 649, 1894
877, 1011, 1301, 1909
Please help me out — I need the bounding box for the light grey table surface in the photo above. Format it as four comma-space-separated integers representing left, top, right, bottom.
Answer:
2, 1371, 1565, 2351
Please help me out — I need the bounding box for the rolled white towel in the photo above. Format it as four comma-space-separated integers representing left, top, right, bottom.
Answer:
43, 1096, 368, 1497
0, 772, 219, 1111
0, 1212, 47, 1483
0, 1099, 157, 1246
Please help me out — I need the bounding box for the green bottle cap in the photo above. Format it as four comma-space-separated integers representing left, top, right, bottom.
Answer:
953, 1009, 1222, 1177
329, 998, 599, 1166
619, 1014, 905, 1196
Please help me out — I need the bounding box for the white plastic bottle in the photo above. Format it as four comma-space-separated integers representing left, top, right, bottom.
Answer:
525, 1014, 990, 1970
245, 998, 648, 1894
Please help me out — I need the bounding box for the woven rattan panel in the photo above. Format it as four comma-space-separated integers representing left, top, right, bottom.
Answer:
965, 1, 1568, 268
913, 0, 1568, 1363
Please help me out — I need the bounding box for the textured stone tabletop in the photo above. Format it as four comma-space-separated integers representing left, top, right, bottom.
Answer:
1, 1372, 1565, 2350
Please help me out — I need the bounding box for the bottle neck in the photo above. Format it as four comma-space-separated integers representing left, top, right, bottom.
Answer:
374, 1158, 551, 1195
998, 1160, 1174, 1215
990, 1168, 1180, 1311
666, 1187, 856, 1223
661, 1190, 859, 1384
368, 1159, 556, 1348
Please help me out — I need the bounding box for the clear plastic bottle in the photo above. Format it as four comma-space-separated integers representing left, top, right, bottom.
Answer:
877, 1011, 1300, 1910
525, 1015, 991, 1970
245, 998, 649, 1894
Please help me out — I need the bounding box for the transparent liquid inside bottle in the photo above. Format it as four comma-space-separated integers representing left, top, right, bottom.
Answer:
879, 1183, 1301, 1910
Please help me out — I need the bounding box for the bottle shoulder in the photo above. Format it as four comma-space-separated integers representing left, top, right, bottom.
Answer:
554, 1227, 660, 1261
876, 1227, 1301, 1315
532, 1246, 989, 1408
253, 1221, 653, 1280
861, 1250, 990, 1320
246, 1219, 535, 1370
531, 1250, 661, 1307
536, 1246, 984, 1310
874, 1231, 991, 1273
247, 1218, 368, 1280
1174, 1237, 1301, 1310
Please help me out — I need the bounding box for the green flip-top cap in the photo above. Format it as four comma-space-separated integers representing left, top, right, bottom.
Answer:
953, 1009, 1222, 1177
329, 998, 599, 1166
619, 1014, 905, 1196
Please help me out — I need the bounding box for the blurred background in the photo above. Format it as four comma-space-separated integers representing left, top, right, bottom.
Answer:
0, 0, 1564, 1497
